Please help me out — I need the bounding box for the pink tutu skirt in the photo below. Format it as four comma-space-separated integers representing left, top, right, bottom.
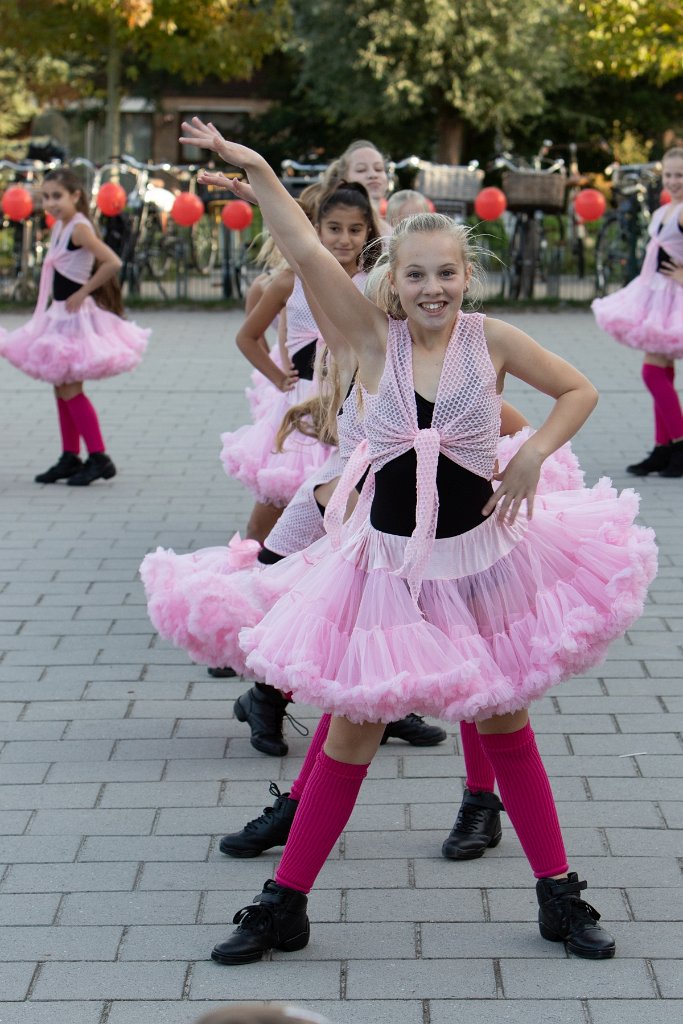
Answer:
140, 433, 587, 675
592, 272, 683, 358
0, 298, 149, 385
245, 348, 284, 422
220, 378, 334, 507
239, 479, 657, 724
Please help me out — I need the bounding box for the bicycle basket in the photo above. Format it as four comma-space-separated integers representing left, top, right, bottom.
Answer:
502, 170, 566, 212
414, 162, 484, 203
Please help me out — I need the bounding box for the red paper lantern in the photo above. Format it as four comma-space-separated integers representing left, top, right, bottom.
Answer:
2, 186, 33, 222
97, 182, 127, 217
574, 188, 606, 222
171, 192, 204, 227
45, 212, 56, 229
378, 197, 388, 216
660, 189, 672, 205
474, 187, 506, 221
221, 200, 254, 231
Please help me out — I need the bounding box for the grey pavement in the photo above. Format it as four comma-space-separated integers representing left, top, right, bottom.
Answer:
0, 305, 681, 1024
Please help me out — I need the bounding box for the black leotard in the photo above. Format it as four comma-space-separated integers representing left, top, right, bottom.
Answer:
291, 339, 318, 381
53, 238, 83, 300
370, 391, 494, 539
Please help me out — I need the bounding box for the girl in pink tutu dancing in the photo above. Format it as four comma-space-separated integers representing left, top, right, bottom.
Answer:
592, 147, 683, 478
0, 168, 149, 485
180, 118, 657, 965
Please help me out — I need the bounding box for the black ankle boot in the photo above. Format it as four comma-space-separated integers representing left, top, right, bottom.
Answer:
536, 872, 616, 959
234, 683, 291, 756
381, 713, 447, 746
659, 439, 683, 478
441, 788, 503, 860
67, 452, 117, 486
207, 666, 237, 678
211, 879, 310, 965
35, 452, 83, 483
626, 444, 671, 475
219, 782, 298, 857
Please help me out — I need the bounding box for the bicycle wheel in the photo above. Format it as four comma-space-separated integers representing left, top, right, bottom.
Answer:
505, 218, 525, 299
507, 217, 538, 300
145, 209, 174, 280
191, 211, 219, 275
594, 214, 628, 296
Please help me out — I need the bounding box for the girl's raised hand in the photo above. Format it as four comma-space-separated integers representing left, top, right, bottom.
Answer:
481, 442, 544, 524
196, 170, 257, 205
179, 118, 258, 172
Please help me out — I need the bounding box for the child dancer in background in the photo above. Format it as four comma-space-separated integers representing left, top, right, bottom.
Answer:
218, 182, 381, 541
180, 118, 657, 965
0, 168, 149, 485
387, 189, 431, 226
592, 147, 683, 478
323, 140, 391, 234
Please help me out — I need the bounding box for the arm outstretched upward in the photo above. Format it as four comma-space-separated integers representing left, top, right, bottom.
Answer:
180, 120, 387, 368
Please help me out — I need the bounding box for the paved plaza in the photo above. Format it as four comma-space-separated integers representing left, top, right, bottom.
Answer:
0, 306, 681, 1024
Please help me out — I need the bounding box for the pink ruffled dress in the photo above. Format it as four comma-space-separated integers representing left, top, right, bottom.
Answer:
219, 276, 335, 506
592, 202, 683, 357
0, 213, 149, 385
238, 312, 658, 724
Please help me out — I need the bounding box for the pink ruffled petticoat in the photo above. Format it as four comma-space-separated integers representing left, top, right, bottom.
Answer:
245, 347, 284, 422
239, 479, 657, 724
220, 377, 334, 507
0, 298, 149, 385
140, 432, 585, 672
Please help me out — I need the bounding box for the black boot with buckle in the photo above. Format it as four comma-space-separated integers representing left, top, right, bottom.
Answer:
381, 713, 447, 746
233, 683, 308, 757
536, 872, 616, 959
211, 879, 310, 965
219, 782, 298, 858
441, 788, 504, 860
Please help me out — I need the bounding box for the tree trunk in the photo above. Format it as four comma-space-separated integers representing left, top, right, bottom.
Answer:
436, 109, 465, 165
105, 17, 121, 159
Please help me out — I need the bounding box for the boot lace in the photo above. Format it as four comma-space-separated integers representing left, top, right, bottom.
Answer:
454, 803, 492, 835
242, 783, 286, 834
284, 710, 309, 737
233, 900, 278, 934
548, 878, 602, 927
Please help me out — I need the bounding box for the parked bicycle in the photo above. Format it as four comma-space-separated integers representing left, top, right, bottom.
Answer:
494, 143, 566, 300
594, 162, 661, 297
0, 158, 59, 302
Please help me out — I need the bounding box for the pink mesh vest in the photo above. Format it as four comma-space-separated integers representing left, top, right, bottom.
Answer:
36, 213, 95, 315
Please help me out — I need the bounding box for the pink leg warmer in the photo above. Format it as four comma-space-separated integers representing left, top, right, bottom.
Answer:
56, 397, 80, 454
460, 721, 495, 793
477, 722, 568, 879
290, 714, 331, 801
275, 750, 368, 894
64, 393, 106, 454
642, 363, 683, 444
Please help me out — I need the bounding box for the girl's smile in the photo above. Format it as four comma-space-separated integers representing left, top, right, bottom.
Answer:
393, 232, 470, 329
317, 207, 369, 273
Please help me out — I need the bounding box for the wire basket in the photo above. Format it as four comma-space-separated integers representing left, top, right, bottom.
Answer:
415, 162, 484, 203
502, 170, 567, 212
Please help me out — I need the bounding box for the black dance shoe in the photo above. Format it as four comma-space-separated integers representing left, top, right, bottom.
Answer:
441, 788, 504, 860
536, 872, 616, 959
211, 879, 310, 965
659, 439, 683, 478
233, 683, 291, 756
219, 782, 298, 858
207, 666, 237, 678
35, 452, 83, 483
67, 452, 117, 486
381, 713, 447, 746
626, 445, 671, 475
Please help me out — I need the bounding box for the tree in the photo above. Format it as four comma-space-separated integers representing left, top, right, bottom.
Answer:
292, 0, 571, 162
1, 1, 291, 156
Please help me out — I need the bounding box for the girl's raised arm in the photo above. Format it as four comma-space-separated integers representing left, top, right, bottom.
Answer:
180, 119, 386, 360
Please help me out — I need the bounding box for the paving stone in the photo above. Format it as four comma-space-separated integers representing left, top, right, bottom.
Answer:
28, 809, 156, 835
0, 1001, 104, 1023
2, 861, 139, 893
0, 836, 82, 864
500, 958, 656, 998
588, 1001, 683, 1024
0, 893, 61, 925
0, 740, 115, 762
0, 924, 122, 961
99, 780, 221, 808
46, 760, 165, 783
430, 1000, 586, 1024
189, 959, 341, 1000
347, 958, 495, 998
79, 835, 211, 862
59, 890, 201, 926
0, 962, 36, 1001
0, 783, 100, 809
31, 962, 187, 1000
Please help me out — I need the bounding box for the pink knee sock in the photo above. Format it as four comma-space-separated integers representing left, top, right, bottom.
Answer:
460, 721, 495, 793
56, 398, 80, 454
477, 722, 568, 879
290, 714, 331, 801
275, 750, 368, 894
642, 363, 683, 445
64, 394, 105, 454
